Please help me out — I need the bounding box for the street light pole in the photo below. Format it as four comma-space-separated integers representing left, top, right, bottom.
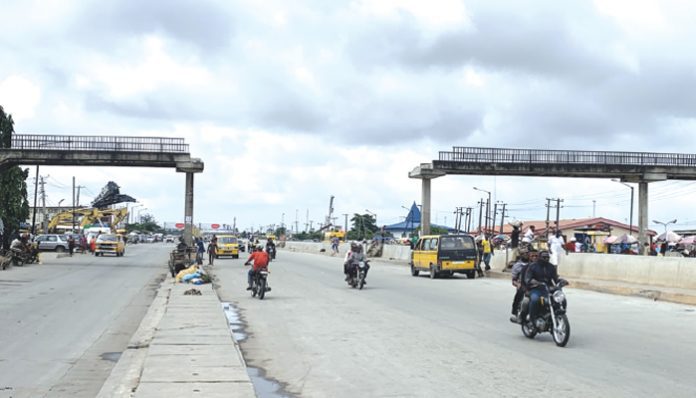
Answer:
138, 208, 148, 224
612, 179, 635, 236
653, 219, 677, 234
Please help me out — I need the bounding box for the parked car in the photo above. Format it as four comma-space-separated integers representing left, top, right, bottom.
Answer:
34, 234, 69, 252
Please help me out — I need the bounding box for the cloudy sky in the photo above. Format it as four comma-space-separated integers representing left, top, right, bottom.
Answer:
2, 0, 696, 233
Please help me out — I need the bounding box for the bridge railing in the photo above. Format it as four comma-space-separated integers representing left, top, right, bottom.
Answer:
10, 134, 189, 153
438, 147, 696, 167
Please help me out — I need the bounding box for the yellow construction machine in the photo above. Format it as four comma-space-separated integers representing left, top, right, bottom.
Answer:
47, 207, 129, 233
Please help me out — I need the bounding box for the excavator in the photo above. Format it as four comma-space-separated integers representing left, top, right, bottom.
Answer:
47, 207, 129, 233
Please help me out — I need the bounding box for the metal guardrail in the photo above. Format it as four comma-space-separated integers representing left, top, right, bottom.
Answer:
438, 147, 696, 167
10, 134, 189, 153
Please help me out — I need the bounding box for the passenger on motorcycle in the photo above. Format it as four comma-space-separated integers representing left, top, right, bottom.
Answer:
523, 250, 562, 329
344, 242, 369, 283
509, 248, 533, 323
245, 246, 269, 290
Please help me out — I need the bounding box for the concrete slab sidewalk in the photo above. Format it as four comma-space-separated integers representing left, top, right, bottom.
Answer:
97, 281, 255, 398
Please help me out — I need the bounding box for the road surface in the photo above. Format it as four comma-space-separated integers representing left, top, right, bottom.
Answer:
214, 249, 696, 398
0, 244, 169, 398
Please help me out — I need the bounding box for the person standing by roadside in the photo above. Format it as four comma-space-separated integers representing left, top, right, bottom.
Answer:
195, 238, 205, 265
67, 235, 76, 257
481, 234, 493, 272
549, 232, 567, 267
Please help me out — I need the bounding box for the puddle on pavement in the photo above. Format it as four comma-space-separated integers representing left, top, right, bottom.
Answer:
222, 302, 247, 341
100, 352, 122, 362
247, 367, 292, 398
221, 302, 294, 398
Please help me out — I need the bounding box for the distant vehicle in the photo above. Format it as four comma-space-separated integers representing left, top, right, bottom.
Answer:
34, 234, 69, 252
165, 235, 175, 243
145, 235, 155, 243
411, 234, 479, 279
215, 235, 240, 259
95, 234, 125, 257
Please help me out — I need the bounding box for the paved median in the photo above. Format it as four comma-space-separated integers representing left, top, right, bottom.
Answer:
97, 281, 255, 398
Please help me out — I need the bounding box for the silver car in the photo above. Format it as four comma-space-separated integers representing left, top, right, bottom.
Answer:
35, 234, 69, 252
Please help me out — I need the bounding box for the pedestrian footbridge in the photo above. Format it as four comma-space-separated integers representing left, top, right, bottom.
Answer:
0, 134, 204, 244
410, 147, 696, 249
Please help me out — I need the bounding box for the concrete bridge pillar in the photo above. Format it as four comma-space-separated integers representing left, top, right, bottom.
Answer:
184, 172, 195, 246
409, 163, 445, 237
421, 178, 431, 235
177, 159, 204, 247
638, 181, 649, 254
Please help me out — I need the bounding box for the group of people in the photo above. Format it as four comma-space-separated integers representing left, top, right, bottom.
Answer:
509, 247, 567, 328
194, 235, 218, 265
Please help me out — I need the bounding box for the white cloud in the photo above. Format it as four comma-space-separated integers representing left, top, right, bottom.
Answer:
5, 0, 696, 232
0, 76, 42, 122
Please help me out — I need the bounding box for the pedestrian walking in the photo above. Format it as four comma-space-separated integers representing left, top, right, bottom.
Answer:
207, 238, 217, 265
330, 236, 339, 256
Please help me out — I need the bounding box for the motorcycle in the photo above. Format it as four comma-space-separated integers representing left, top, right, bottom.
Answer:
520, 280, 570, 347
11, 248, 37, 266
266, 246, 276, 261
250, 268, 270, 300
347, 260, 369, 290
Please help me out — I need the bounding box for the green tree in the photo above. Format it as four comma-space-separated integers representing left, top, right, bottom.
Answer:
274, 226, 287, 237
0, 106, 30, 248
348, 213, 378, 240
126, 213, 163, 233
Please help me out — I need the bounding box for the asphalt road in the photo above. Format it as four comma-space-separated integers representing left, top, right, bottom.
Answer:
0, 243, 170, 398
214, 249, 696, 398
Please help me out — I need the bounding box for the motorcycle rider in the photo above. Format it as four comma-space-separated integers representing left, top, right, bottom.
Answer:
265, 238, 276, 260
509, 248, 532, 323
523, 250, 562, 329
244, 245, 270, 291
344, 242, 369, 283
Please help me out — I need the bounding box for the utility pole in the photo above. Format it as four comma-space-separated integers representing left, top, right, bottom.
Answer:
465, 207, 472, 233
305, 209, 309, 233
40, 175, 47, 233
75, 185, 85, 207
233, 217, 237, 233
484, 197, 490, 234
295, 209, 299, 234
554, 198, 564, 233
31, 166, 39, 234
343, 213, 349, 236
491, 202, 498, 235
72, 176, 76, 232
499, 202, 507, 234
545, 198, 552, 236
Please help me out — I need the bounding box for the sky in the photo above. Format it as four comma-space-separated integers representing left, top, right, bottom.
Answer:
2, 0, 696, 233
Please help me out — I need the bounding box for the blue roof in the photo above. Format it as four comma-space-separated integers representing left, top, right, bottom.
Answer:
384, 202, 455, 232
